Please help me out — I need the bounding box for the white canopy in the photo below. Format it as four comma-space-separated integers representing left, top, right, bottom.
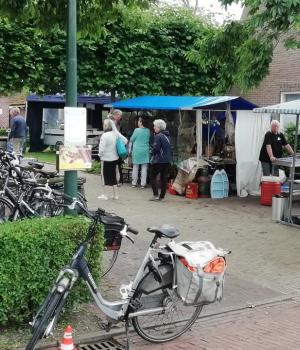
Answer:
254, 100, 300, 114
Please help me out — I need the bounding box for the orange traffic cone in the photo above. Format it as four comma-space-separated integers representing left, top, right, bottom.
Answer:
58, 325, 76, 350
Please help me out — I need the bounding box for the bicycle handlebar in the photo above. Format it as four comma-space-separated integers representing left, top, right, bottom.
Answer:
127, 226, 139, 235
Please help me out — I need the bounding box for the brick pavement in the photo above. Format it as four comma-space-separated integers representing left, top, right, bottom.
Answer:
115, 299, 300, 350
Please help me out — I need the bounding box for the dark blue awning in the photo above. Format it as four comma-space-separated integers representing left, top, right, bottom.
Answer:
108, 95, 257, 111
27, 94, 112, 105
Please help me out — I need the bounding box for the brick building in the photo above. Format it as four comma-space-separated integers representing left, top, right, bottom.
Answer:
241, 39, 300, 107
0, 94, 26, 129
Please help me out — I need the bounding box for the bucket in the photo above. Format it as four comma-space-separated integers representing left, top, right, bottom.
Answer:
185, 183, 198, 199
260, 181, 281, 206
272, 194, 288, 221
281, 183, 289, 193
198, 182, 210, 198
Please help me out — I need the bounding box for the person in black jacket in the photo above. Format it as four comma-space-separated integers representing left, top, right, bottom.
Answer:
149, 119, 172, 201
259, 120, 294, 176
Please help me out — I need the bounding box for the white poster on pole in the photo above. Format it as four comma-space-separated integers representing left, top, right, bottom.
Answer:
64, 107, 86, 146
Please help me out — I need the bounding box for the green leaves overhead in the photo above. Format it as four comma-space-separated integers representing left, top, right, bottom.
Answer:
187, 19, 276, 93
219, 0, 300, 44
0, 0, 155, 32
0, 8, 219, 96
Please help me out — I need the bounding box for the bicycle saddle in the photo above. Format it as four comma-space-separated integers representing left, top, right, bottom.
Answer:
38, 169, 58, 178
147, 225, 179, 239
28, 161, 44, 170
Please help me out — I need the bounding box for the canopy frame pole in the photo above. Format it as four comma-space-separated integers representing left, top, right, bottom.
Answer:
286, 113, 299, 224
207, 110, 211, 158
196, 110, 202, 165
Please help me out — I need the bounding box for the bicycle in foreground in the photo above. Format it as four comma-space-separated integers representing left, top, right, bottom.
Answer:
26, 207, 229, 350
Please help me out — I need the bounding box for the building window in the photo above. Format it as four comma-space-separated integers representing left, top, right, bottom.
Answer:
281, 92, 300, 102
280, 92, 300, 131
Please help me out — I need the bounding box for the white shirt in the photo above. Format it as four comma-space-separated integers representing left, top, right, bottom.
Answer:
98, 130, 127, 161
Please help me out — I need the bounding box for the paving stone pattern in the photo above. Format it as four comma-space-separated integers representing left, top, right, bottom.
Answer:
117, 300, 300, 349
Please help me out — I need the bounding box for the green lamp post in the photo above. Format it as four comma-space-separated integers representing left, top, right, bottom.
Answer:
64, 0, 78, 214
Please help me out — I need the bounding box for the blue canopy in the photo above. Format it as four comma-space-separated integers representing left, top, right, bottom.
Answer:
109, 95, 257, 111
27, 94, 112, 105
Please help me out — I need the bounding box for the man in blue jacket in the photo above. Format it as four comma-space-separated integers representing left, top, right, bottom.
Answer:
9, 107, 27, 154
149, 119, 172, 201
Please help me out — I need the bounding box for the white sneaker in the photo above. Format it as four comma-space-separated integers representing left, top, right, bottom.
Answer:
111, 195, 119, 200
97, 194, 108, 200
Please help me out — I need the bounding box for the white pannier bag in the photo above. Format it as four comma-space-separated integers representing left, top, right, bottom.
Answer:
168, 241, 228, 306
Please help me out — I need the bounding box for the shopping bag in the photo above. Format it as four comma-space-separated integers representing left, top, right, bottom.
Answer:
116, 138, 128, 159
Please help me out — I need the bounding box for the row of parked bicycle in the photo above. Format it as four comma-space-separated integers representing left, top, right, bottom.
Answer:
0, 149, 124, 278
0, 149, 88, 221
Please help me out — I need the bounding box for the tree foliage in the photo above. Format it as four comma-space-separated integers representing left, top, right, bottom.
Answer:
0, 8, 221, 96
187, 0, 300, 93
219, 0, 300, 46
0, 0, 154, 32
186, 21, 273, 93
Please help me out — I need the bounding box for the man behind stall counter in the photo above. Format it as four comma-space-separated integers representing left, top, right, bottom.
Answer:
259, 120, 294, 176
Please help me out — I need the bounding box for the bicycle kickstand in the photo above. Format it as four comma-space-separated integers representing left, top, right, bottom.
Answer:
125, 319, 134, 350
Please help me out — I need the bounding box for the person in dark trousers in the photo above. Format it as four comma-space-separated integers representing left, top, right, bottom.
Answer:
8, 107, 27, 154
149, 119, 172, 201
259, 120, 294, 176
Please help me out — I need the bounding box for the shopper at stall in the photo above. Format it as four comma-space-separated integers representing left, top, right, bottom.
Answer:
110, 109, 125, 185
259, 120, 294, 176
98, 119, 127, 200
129, 116, 150, 188
149, 119, 172, 201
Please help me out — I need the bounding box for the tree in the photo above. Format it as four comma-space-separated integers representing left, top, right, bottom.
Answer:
0, 7, 223, 96
219, 0, 300, 47
187, 0, 300, 93
186, 21, 273, 93
0, 0, 154, 32
99, 7, 217, 97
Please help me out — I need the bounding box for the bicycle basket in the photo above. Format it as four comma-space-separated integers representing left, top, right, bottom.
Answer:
168, 241, 227, 306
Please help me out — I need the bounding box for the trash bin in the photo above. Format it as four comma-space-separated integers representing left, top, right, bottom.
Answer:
272, 194, 288, 222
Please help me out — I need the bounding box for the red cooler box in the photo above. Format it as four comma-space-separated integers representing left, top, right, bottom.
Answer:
260, 181, 281, 206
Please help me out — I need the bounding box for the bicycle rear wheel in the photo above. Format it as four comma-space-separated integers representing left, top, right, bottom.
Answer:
0, 197, 14, 223
26, 291, 63, 350
132, 269, 203, 343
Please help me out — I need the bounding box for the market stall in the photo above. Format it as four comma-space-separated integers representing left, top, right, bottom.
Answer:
254, 100, 300, 227
108, 95, 259, 196
26, 94, 112, 152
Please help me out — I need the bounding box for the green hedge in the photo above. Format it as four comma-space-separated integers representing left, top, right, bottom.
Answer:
0, 216, 104, 326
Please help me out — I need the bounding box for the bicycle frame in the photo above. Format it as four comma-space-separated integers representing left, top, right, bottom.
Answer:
55, 236, 175, 322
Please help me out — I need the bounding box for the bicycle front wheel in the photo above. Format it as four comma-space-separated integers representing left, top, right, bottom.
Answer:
101, 250, 119, 278
0, 197, 14, 223
132, 270, 203, 343
26, 292, 62, 350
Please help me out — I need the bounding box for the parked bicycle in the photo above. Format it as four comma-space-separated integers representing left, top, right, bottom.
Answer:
26, 203, 229, 350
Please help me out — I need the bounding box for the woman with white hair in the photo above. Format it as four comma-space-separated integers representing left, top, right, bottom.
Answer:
149, 119, 172, 201
259, 120, 294, 176
109, 109, 124, 185
98, 119, 127, 200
